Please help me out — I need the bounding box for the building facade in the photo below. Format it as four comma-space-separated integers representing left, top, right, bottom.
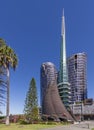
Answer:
58, 10, 71, 108
40, 62, 57, 108
67, 53, 87, 104
70, 100, 94, 120
40, 62, 73, 121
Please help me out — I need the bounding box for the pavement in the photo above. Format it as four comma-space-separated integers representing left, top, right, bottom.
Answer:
41, 121, 94, 130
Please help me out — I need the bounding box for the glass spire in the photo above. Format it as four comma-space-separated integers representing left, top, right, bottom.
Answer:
58, 9, 71, 108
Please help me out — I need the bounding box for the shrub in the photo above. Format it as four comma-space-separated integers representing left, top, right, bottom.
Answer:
19, 119, 29, 124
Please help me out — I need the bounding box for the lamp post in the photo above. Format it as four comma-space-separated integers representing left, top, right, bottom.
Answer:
80, 102, 83, 121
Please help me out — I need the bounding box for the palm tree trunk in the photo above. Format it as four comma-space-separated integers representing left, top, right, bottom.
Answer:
6, 67, 10, 125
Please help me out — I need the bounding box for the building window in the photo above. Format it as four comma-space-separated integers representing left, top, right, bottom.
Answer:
75, 62, 77, 70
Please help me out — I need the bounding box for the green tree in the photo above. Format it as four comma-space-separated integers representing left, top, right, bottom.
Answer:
24, 78, 38, 123
0, 39, 6, 107
0, 38, 18, 125
0, 67, 7, 107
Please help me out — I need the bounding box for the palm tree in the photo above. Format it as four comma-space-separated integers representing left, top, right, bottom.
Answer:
0, 67, 7, 106
0, 38, 18, 125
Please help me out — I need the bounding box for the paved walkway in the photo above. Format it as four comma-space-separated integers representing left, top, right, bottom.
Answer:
41, 121, 94, 130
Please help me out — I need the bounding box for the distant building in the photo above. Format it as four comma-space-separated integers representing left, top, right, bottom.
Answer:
40, 62, 73, 121
67, 53, 87, 103
70, 101, 94, 120
84, 98, 93, 105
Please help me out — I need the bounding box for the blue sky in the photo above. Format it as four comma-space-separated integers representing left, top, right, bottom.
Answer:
0, 0, 94, 115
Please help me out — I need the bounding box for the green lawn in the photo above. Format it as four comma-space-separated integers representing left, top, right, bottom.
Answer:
0, 124, 56, 130
92, 129, 94, 130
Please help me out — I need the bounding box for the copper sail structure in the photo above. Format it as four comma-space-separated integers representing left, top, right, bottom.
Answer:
40, 62, 73, 121
58, 9, 71, 108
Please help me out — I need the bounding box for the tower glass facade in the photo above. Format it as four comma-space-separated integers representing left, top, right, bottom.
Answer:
67, 53, 87, 104
58, 10, 71, 108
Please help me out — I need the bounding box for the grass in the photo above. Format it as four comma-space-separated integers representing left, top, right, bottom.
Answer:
0, 123, 57, 130
92, 129, 94, 130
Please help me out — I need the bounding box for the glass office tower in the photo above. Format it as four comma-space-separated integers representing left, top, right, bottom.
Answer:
67, 53, 87, 104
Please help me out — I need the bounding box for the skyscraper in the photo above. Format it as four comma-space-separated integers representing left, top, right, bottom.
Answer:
40, 62, 73, 121
40, 62, 57, 108
58, 10, 71, 108
67, 53, 87, 103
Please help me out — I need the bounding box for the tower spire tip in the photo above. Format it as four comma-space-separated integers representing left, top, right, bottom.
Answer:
63, 8, 64, 16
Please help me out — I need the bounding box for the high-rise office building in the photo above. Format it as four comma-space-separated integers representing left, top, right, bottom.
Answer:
40, 62, 57, 107
58, 10, 71, 108
40, 62, 73, 121
67, 53, 87, 103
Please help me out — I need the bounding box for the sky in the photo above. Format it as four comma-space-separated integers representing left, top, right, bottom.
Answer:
0, 0, 94, 115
